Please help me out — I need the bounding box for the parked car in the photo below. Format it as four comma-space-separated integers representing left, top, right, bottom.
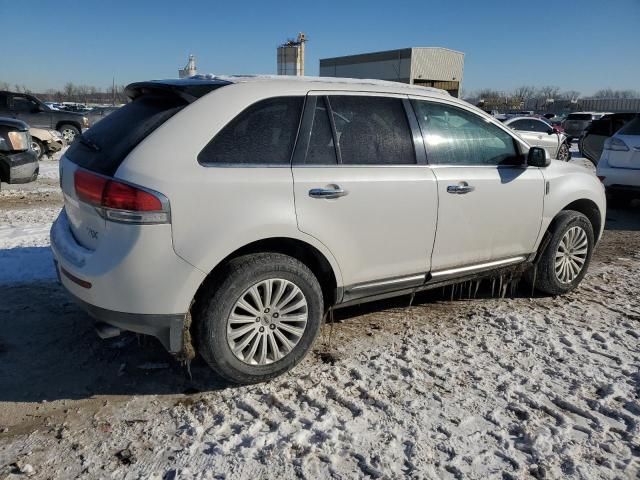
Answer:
0, 117, 38, 187
50, 76, 605, 384
0, 91, 90, 143
596, 115, 640, 203
503, 116, 571, 160
29, 127, 65, 159
579, 113, 638, 165
562, 112, 610, 139
87, 106, 120, 125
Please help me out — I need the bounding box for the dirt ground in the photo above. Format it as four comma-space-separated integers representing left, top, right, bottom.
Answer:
0, 154, 639, 479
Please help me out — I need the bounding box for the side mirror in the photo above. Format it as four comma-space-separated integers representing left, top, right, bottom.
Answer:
31, 105, 44, 113
527, 147, 550, 167
546, 127, 555, 135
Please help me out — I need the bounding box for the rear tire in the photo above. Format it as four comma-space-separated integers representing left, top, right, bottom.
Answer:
530, 210, 594, 295
195, 253, 324, 384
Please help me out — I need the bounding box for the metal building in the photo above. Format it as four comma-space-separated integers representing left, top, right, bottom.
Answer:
179, 54, 197, 79
277, 33, 307, 76
320, 47, 464, 97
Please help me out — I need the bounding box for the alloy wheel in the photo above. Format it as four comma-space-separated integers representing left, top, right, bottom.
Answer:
555, 226, 588, 283
31, 141, 42, 158
226, 278, 308, 365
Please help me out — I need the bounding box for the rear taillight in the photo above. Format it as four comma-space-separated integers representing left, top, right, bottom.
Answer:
74, 169, 169, 224
604, 137, 629, 152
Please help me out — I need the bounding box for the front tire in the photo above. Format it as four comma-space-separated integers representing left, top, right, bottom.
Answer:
58, 124, 79, 143
531, 210, 594, 295
31, 139, 44, 159
557, 142, 571, 161
195, 253, 324, 384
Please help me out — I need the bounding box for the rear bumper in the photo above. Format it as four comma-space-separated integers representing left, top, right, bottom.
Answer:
0, 150, 39, 183
50, 208, 206, 352
597, 157, 640, 190
57, 273, 184, 352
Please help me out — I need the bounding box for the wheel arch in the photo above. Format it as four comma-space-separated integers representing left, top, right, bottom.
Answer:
560, 199, 601, 237
193, 237, 341, 311
55, 120, 81, 132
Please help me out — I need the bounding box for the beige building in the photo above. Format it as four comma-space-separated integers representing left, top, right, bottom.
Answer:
319, 47, 464, 97
179, 54, 197, 79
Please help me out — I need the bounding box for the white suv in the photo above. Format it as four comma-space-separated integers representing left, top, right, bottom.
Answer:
50, 76, 606, 384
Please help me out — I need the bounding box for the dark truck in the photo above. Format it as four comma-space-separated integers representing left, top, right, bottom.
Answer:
0, 91, 90, 143
0, 117, 39, 188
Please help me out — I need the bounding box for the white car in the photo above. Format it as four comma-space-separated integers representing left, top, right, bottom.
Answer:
596, 114, 640, 203
50, 76, 606, 384
503, 116, 571, 161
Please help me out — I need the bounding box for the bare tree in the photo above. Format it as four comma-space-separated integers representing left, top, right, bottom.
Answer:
537, 86, 561, 101
63, 82, 76, 102
512, 85, 536, 101
589, 88, 640, 99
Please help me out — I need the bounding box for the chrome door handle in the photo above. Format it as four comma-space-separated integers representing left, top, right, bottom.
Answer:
447, 184, 475, 194
309, 185, 348, 199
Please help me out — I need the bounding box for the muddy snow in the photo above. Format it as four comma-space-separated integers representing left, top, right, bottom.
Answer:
0, 148, 638, 479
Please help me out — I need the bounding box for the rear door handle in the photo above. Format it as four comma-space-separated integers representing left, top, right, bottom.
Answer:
447, 183, 475, 194
309, 185, 348, 199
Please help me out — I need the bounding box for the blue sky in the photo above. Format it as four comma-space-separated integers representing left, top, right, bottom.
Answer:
2, 0, 639, 95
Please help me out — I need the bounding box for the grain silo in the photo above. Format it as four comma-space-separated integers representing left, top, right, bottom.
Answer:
277, 33, 307, 76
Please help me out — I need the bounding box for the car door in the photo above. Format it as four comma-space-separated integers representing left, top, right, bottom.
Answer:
292, 93, 438, 295
10, 94, 49, 128
410, 99, 545, 274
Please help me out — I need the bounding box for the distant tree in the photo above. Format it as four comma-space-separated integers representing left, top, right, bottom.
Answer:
558, 90, 581, 101
0, 81, 9, 90
63, 82, 76, 102
512, 85, 536, 101
537, 86, 561, 101
589, 88, 639, 99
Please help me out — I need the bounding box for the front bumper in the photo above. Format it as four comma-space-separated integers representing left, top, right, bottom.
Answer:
45, 139, 64, 154
0, 150, 39, 184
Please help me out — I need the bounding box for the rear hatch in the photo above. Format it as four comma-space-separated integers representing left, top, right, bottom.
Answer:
61, 79, 230, 249
564, 113, 592, 133
607, 116, 640, 169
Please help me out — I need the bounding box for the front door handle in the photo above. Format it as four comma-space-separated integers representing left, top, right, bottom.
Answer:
309, 185, 348, 199
447, 183, 475, 194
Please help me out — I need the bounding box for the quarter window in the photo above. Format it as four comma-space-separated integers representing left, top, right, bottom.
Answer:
328, 96, 415, 165
198, 97, 303, 165
411, 100, 520, 166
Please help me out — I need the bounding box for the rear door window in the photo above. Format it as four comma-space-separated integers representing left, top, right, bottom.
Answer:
328, 95, 415, 165
198, 97, 304, 165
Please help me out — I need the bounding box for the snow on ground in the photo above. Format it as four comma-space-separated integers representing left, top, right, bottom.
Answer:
0, 155, 62, 285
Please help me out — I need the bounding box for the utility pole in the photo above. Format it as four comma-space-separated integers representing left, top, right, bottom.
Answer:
112, 77, 116, 106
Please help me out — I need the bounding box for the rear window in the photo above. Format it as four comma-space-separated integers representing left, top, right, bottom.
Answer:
618, 115, 640, 136
67, 94, 188, 176
566, 113, 592, 121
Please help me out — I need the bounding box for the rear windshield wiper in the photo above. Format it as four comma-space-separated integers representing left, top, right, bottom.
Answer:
78, 135, 101, 152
